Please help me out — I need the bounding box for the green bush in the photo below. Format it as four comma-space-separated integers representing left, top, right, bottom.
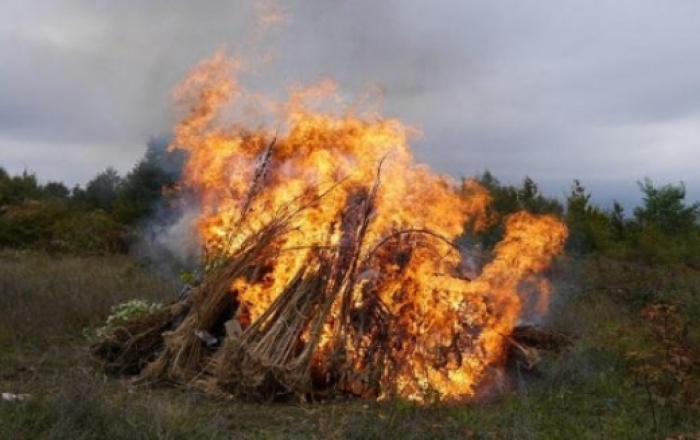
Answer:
0, 199, 68, 248
93, 299, 164, 340
53, 210, 129, 255
0, 200, 129, 255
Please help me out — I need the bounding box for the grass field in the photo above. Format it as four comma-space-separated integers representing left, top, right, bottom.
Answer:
1, 250, 698, 439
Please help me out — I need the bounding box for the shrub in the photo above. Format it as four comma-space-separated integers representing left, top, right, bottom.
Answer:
94, 299, 164, 340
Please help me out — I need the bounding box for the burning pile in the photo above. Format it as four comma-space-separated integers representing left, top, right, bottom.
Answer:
93, 54, 568, 402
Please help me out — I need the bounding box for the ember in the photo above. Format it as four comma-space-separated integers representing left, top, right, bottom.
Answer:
93, 53, 567, 403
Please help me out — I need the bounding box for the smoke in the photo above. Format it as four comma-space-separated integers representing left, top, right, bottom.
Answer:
152, 205, 202, 265
132, 195, 202, 280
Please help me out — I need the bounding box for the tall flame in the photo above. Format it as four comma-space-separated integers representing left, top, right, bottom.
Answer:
169, 53, 567, 401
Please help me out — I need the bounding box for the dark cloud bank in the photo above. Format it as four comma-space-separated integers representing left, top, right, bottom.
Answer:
1, 0, 699, 208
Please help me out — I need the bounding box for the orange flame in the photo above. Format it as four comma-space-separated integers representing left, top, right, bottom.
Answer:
169, 53, 567, 401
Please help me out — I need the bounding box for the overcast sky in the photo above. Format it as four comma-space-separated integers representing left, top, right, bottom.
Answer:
2, 0, 699, 208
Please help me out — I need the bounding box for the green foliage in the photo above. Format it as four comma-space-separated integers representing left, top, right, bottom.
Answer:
479, 172, 563, 217
0, 198, 127, 254
42, 181, 70, 199
94, 299, 163, 340
518, 176, 564, 215
179, 268, 199, 285
474, 171, 563, 248
0, 378, 245, 440
0, 138, 186, 255
0, 252, 176, 347
0, 167, 128, 254
621, 179, 700, 264
564, 180, 616, 254
634, 178, 700, 237
625, 302, 700, 433
53, 210, 128, 254
609, 201, 627, 241
0, 199, 68, 248
471, 172, 700, 264
630, 225, 700, 265
0, 168, 42, 205
76, 166, 123, 212
113, 138, 185, 225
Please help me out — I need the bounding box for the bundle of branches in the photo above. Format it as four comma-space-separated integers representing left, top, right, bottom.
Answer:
505, 325, 573, 372
510, 325, 572, 353
90, 301, 190, 375
140, 211, 300, 387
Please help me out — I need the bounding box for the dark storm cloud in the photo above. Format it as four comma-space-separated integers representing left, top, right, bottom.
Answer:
0, 0, 260, 183
1, 0, 699, 206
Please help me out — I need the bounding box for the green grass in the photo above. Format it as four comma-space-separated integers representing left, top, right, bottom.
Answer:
1, 250, 699, 439
0, 249, 177, 348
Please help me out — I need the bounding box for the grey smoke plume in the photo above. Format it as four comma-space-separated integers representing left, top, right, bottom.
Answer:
151, 206, 202, 265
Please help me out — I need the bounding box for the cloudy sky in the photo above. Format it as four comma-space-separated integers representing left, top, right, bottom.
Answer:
2, 0, 699, 208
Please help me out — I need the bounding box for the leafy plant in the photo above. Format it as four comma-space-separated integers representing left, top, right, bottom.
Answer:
94, 299, 164, 340
626, 302, 699, 433
634, 178, 700, 237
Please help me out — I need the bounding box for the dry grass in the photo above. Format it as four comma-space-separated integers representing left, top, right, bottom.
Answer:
0, 249, 177, 348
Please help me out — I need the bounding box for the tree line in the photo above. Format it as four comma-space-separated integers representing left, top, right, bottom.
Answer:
0, 138, 185, 254
1, 142, 699, 264
474, 171, 700, 264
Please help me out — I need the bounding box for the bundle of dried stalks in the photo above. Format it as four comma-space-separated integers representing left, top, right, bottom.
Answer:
197, 182, 384, 399
90, 301, 189, 375
141, 214, 296, 386
509, 325, 573, 354
503, 325, 573, 373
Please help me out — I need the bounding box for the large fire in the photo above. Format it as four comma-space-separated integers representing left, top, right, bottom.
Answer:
167, 53, 567, 401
